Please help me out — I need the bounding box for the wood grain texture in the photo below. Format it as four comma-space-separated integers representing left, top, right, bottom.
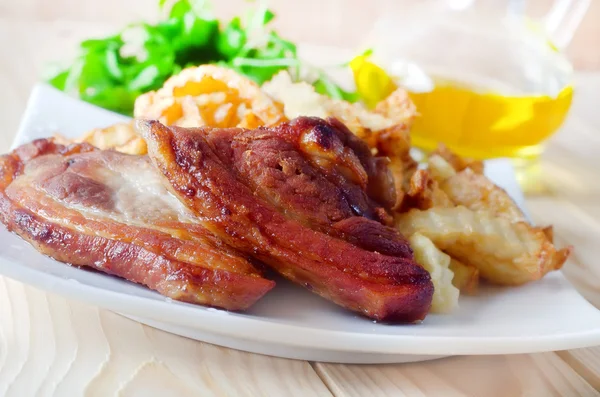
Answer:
315, 354, 599, 397
558, 347, 600, 391
0, 1, 600, 396
0, 278, 333, 397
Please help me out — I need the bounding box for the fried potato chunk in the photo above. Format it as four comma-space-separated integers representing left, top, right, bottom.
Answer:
401, 169, 453, 211
409, 233, 459, 313
431, 144, 484, 174
54, 122, 147, 155
428, 154, 458, 182
374, 88, 417, 125
396, 206, 571, 285
372, 125, 418, 210
441, 168, 526, 223
429, 155, 526, 223
448, 257, 479, 294
134, 65, 286, 128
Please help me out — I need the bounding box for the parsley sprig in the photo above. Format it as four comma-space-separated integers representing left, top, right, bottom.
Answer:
47, 0, 356, 115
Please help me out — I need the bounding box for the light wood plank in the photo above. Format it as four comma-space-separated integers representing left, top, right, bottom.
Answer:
0, 278, 333, 397
315, 354, 599, 397
557, 347, 600, 391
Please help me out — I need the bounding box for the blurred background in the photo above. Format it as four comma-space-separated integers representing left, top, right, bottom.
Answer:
0, 0, 598, 152
1, 0, 598, 67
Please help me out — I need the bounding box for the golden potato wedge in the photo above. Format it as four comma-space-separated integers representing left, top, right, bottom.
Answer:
431, 144, 484, 174
135, 65, 286, 128
396, 206, 571, 285
76, 121, 139, 148
448, 257, 479, 295
428, 154, 457, 182
51, 133, 72, 146
441, 168, 526, 223
54, 122, 147, 155
428, 155, 526, 223
401, 169, 453, 211
409, 233, 459, 313
113, 135, 148, 155
374, 88, 417, 126
370, 125, 417, 210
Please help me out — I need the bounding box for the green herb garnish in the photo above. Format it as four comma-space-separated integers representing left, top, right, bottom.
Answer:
46, 0, 355, 115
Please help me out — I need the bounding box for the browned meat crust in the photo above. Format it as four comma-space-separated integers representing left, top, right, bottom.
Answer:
0, 139, 274, 311
141, 119, 433, 322
182, 117, 413, 259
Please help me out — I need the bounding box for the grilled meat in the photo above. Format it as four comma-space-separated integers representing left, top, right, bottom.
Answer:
0, 139, 274, 310
140, 118, 433, 322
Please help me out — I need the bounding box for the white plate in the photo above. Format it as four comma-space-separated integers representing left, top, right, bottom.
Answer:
2, 84, 600, 364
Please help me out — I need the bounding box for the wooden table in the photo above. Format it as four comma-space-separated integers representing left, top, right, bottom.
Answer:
1, 1, 600, 395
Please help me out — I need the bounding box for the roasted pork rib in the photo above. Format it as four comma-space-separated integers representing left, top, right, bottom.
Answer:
140, 117, 433, 322
201, 117, 412, 257
0, 139, 274, 310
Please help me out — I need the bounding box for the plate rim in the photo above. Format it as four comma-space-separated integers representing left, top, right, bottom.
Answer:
2, 245, 600, 356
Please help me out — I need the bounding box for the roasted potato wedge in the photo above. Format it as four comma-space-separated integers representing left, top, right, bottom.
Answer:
428, 154, 458, 182
440, 168, 526, 223
401, 169, 453, 211
54, 122, 147, 155
431, 144, 484, 174
374, 88, 417, 125
396, 206, 571, 285
409, 233, 459, 313
448, 257, 479, 294
429, 155, 526, 223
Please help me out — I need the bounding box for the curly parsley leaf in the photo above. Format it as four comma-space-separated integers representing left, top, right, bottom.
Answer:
47, 0, 357, 115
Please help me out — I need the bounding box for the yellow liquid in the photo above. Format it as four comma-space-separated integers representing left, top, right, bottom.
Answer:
407, 78, 573, 160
